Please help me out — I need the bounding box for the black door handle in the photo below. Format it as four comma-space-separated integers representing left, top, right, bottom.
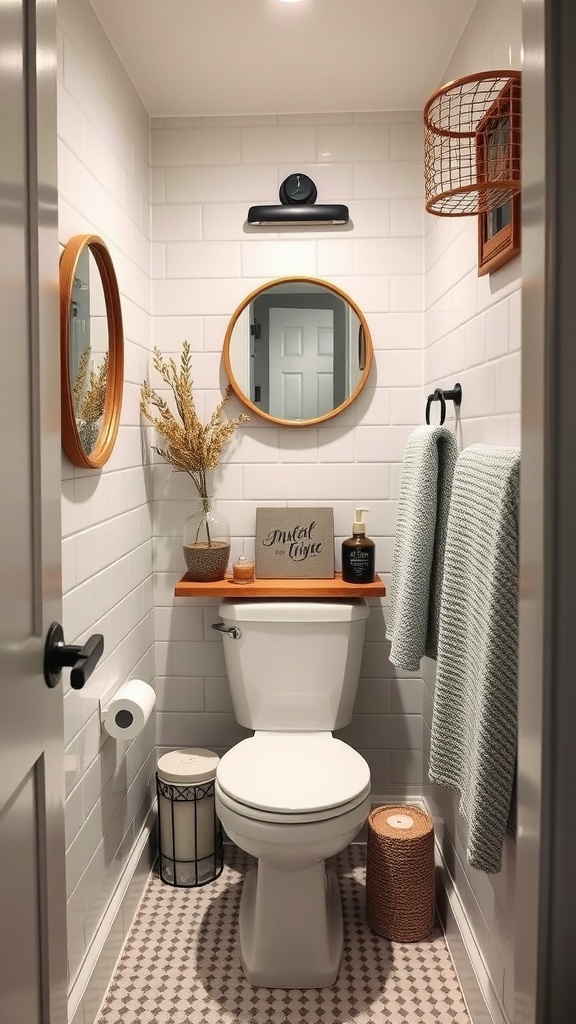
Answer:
44, 622, 104, 689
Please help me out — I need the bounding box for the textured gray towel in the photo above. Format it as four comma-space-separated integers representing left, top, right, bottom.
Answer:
386, 425, 458, 671
428, 444, 520, 874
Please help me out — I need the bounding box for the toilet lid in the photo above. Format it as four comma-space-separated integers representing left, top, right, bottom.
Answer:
217, 733, 370, 814
215, 779, 370, 825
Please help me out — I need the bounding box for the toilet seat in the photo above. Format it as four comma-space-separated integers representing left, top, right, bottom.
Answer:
216, 732, 371, 823
216, 780, 370, 825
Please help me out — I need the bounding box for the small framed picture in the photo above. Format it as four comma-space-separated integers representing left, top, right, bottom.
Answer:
478, 193, 521, 277
255, 507, 335, 579
477, 80, 521, 276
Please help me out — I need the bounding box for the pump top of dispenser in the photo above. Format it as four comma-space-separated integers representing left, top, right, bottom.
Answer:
353, 508, 369, 535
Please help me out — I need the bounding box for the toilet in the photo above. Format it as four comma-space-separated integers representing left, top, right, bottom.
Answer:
212, 598, 371, 989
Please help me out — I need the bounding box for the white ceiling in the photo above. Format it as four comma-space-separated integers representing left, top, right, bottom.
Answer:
90, 0, 477, 117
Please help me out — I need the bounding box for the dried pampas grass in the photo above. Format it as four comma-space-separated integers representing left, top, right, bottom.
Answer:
73, 346, 108, 423
140, 341, 249, 497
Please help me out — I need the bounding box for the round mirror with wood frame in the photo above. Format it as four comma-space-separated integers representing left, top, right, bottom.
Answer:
60, 234, 124, 468
223, 277, 373, 426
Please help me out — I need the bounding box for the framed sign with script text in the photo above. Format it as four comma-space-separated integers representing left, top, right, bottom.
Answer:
255, 507, 335, 579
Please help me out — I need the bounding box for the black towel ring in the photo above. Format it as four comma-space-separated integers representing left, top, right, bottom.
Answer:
425, 382, 462, 425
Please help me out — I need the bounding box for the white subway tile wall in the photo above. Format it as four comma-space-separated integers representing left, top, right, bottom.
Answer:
58, 0, 154, 993
422, 3, 522, 1022
150, 109, 425, 798
56, 3, 522, 1021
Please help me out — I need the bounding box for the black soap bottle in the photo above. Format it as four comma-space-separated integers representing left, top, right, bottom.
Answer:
342, 507, 375, 584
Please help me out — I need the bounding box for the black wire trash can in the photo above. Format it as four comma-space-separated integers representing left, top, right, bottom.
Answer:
156, 748, 223, 887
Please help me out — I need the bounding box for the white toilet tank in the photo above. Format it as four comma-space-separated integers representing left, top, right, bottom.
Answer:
216, 599, 369, 731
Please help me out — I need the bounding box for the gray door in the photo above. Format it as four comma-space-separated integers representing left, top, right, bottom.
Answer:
0, 1, 67, 1023
518, 1, 576, 1022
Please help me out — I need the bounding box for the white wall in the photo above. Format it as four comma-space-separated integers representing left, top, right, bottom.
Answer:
150, 112, 426, 794
56, 4, 523, 1021
57, 0, 155, 997
422, 2, 522, 1022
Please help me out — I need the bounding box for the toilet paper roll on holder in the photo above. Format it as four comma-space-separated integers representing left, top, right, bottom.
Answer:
99, 678, 156, 738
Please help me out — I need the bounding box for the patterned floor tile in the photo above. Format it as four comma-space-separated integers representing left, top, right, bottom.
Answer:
95, 846, 470, 1023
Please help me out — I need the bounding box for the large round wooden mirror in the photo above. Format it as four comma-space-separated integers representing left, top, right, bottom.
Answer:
223, 277, 373, 426
60, 234, 124, 468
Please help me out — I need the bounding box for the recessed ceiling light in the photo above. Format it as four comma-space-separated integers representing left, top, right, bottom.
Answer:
275, 1, 305, 4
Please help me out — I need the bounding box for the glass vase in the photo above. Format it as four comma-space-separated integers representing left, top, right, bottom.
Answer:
183, 497, 231, 582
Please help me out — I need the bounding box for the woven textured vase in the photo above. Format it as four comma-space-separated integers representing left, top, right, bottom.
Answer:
183, 497, 230, 582
366, 804, 435, 942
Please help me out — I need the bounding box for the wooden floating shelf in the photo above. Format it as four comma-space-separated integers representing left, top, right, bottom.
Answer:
174, 572, 386, 599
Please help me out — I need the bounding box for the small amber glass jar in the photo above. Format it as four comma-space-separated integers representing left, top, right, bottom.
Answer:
232, 556, 255, 584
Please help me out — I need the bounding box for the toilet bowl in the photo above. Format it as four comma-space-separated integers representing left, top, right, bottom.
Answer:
216, 732, 370, 987
213, 599, 371, 988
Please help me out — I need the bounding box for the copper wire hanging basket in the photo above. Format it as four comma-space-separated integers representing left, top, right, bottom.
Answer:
424, 70, 521, 216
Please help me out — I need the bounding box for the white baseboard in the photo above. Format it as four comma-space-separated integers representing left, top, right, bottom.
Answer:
436, 855, 506, 1024
68, 808, 157, 1024
424, 810, 508, 1024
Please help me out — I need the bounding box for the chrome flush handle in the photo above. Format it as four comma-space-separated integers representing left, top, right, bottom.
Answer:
211, 622, 242, 640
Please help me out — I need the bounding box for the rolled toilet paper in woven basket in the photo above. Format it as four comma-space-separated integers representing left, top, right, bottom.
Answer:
366, 804, 435, 942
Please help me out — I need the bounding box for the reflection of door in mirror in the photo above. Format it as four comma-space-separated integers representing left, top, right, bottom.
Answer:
251, 290, 346, 420
266, 307, 335, 420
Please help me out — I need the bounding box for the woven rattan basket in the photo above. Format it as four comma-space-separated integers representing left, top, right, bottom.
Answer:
366, 805, 435, 942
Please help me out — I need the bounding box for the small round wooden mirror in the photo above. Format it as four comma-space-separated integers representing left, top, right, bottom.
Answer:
223, 277, 373, 426
60, 234, 124, 468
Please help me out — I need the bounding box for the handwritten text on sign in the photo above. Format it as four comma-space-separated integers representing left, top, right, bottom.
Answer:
255, 508, 335, 579
262, 521, 323, 562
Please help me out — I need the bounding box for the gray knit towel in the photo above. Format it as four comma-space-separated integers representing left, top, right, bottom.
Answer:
428, 444, 520, 874
386, 425, 458, 671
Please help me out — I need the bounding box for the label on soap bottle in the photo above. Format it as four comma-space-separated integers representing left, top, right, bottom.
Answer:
342, 541, 375, 583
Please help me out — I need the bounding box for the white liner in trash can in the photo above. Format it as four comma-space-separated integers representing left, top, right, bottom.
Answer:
157, 747, 222, 886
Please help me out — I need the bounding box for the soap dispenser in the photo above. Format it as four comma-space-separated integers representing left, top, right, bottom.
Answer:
342, 507, 375, 584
